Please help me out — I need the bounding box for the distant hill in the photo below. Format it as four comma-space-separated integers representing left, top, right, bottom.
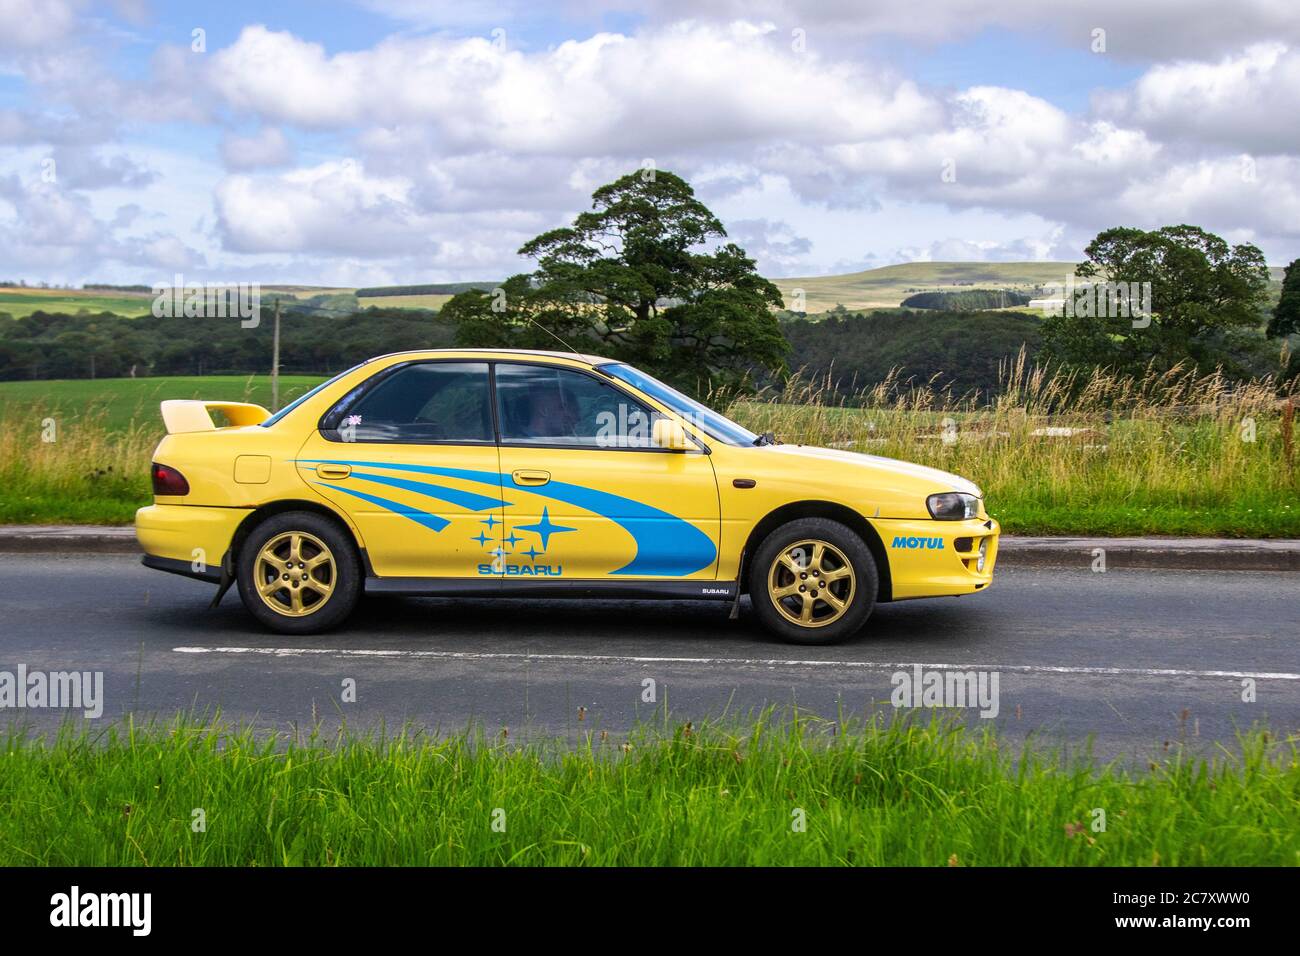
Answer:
2, 262, 1287, 320
772, 261, 1288, 316
772, 261, 1080, 314
353, 282, 499, 297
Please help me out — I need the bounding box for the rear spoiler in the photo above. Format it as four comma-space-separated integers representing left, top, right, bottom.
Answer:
161, 400, 271, 434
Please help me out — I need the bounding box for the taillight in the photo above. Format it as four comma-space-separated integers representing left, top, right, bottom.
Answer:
151, 462, 190, 496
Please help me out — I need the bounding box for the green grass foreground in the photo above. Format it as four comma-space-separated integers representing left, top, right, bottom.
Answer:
1, 717, 1297, 866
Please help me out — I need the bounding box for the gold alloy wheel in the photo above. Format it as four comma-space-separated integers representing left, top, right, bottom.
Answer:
254, 531, 335, 617
767, 539, 856, 628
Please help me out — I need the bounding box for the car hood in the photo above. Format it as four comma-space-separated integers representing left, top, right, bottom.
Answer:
760, 443, 982, 497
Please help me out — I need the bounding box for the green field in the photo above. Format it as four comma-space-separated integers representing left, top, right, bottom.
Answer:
2, 715, 1295, 866
355, 292, 455, 311
0, 288, 154, 319
771, 262, 1080, 313
0, 375, 326, 433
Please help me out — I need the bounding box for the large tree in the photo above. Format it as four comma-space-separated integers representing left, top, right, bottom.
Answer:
1267, 258, 1300, 340
441, 170, 788, 394
1041, 224, 1271, 376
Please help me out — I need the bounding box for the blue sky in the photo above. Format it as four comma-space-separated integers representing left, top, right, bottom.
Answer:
2, 0, 1298, 286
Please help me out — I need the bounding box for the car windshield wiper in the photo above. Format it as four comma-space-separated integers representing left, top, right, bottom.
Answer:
752, 431, 778, 446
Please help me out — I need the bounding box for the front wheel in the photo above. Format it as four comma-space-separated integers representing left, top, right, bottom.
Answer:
236, 511, 362, 634
748, 517, 877, 645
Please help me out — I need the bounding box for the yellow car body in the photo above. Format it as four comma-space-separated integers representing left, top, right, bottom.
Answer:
137, 349, 998, 643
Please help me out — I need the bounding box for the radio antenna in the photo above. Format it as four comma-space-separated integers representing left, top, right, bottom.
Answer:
522, 313, 583, 357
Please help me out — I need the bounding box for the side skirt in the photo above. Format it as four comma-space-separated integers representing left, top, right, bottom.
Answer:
364, 577, 737, 601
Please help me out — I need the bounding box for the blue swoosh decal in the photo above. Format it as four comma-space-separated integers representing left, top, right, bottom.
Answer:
314, 482, 450, 532
498, 473, 715, 576
345, 470, 506, 512
299, 460, 503, 486
299, 459, 716, 577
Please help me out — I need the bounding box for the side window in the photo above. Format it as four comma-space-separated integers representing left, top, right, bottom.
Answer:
495, 363, 661, 448
322, 362, 493, 443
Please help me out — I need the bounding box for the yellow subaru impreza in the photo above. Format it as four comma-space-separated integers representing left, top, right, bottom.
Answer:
136, 349, 998, 644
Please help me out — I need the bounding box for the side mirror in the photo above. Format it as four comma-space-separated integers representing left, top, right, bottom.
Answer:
652, 417, 691, 452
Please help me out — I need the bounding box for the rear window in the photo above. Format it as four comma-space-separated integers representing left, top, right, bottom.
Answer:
321, 362, 493, 443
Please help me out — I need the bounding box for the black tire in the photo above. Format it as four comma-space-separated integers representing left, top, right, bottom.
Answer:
748, 517, 877, 645
236, 511, 361, 634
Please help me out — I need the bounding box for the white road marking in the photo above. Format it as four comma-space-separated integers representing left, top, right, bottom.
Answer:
171, 646, 1300, 681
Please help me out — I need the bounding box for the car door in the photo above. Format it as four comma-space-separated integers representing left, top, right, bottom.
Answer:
296, 360, 505, 579
492, 361, 721, 581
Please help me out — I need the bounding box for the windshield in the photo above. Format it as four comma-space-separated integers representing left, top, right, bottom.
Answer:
598, 363, 759, 447
260, 363, 364, 427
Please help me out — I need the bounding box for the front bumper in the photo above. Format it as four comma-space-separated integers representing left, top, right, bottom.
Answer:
871, 516, 999, 600
135, 504, 252, 573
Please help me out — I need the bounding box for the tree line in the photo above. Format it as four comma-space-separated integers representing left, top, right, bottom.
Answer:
0, 308, 458, 381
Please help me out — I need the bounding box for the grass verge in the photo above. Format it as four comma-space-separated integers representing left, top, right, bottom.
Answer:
1, 715, 1297, 866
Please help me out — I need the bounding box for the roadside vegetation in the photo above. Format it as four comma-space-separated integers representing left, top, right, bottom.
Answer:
733, 357, 1298, 537
1, 714, 1295, 866
0, 376, 323, 524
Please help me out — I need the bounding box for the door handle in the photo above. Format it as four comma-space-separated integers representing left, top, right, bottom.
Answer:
316, 464, 352, 480
512, 469, 551, 486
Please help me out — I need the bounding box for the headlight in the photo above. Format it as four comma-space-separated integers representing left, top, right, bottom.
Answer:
927, 492, 979, 520
977, 537, 988, 571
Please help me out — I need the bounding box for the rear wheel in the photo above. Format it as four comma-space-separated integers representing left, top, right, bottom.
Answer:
236, 511, 361, 634
749, 517, 877, 645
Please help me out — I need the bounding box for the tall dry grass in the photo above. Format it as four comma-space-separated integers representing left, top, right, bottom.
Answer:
0, 407, 157, 524
727, 353, 1299, 536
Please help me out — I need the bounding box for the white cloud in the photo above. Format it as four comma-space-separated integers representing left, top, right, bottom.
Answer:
215, 160, 420, 255
0, 176, 206, 278
0, 0, 82, 52
49, 147, 156, 189
895, 233, 1066, 263
205, 23, 941, 153
727, 218, 814, 273
7, 3, 1300, 283
220, 127, 294, 170
623, 0, 1300, 59
1100, 43, 1300, 154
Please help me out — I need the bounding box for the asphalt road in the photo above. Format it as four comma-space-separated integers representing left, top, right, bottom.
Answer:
1, 553, 1297, 764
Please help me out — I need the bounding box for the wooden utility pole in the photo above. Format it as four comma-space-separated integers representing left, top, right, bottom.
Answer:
271, 298, 281, 411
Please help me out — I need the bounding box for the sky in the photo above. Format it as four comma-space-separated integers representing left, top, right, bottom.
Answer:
1, 0, 1298, 286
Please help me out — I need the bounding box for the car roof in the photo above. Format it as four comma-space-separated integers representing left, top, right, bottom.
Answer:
366, 347, 611, 367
